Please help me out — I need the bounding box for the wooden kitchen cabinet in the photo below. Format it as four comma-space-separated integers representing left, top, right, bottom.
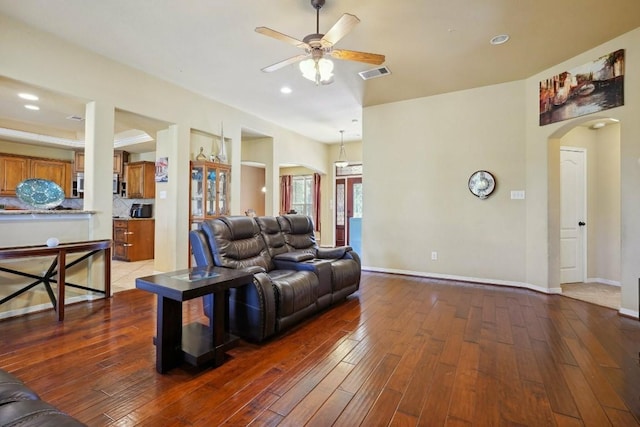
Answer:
74, 150, 128, 175
30, 158, 72, 197
113, 151, 128, 175
73, 151, 85, 174
0, 155, 29, 196
0, 154, 71, 197
113, 219, 155, 261
125, 161, 155, 198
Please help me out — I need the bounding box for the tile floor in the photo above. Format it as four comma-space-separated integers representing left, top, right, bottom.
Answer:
111, 259, 156, 293
560, 281, 621, 310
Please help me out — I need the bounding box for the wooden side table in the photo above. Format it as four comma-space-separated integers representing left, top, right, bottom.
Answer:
135, 266, 253, 374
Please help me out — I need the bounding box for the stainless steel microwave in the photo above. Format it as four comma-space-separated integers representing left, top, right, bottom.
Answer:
77, 173, 119, 194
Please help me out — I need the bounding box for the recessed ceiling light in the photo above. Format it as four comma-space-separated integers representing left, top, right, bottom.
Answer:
280, 86, 292, 94
18, 93, 39, 101
591, 122, 605, 129
490, 34, 510, 45
24, 104, 40, 111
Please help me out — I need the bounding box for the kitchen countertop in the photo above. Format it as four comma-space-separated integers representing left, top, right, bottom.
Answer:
113, 217, 154, 220
0, 209, 96, 215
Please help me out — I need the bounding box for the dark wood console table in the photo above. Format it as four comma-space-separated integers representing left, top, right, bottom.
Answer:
135, 266, 253, 374
0, 240, 112, 321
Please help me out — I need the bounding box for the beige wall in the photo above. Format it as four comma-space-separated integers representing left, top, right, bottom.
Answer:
364, 81, 527, 284
364, 27, 639, 316
0, 139, 75, 161
528, 28, 639, 317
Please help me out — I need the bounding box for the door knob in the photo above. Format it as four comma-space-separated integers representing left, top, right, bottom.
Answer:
578, 221, 586, 226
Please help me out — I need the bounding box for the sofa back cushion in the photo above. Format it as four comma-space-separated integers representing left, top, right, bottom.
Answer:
255, 216, 289, 258
277, 215, 318, 255
200, 216, 273, 271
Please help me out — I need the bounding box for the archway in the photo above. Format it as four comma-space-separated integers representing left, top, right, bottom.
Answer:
548, 116, 621, 308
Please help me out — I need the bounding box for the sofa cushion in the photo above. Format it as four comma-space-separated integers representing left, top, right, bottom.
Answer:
268, 270, 318, 317
329, 258, 361, 292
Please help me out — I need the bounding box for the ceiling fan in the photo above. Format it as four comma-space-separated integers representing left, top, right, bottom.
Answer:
255, 0, 385, 85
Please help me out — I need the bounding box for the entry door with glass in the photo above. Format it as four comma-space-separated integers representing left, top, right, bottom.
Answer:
335, 176, 362, 248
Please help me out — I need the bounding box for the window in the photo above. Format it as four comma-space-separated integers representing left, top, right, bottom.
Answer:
291, 175, 313, 216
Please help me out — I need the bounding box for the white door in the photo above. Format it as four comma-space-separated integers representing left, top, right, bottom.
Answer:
560, 148, 587, 283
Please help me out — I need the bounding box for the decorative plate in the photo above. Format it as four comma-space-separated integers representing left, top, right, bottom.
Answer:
16, 178, 65, 209
468, 170, 496, 199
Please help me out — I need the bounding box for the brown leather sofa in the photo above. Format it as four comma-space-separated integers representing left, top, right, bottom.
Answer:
0, 369, 85, 426
189, 214, 361, 342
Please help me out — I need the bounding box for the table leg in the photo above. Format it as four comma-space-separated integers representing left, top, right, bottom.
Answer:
212, 290, 226, 366
56, 250, 66, 321
156, 296, 182, 374
104, 247, 111, 298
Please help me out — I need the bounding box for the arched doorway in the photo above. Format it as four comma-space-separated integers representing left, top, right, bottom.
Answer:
548, 117, 621, 309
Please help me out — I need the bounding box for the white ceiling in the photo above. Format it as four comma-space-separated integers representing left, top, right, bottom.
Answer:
0, 0, 639, 145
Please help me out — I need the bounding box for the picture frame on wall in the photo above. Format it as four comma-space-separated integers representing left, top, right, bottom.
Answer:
539, 49, 624, 126
155, 157, 168, 182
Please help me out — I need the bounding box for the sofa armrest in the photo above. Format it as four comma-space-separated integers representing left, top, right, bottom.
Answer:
317, 246, 352, 259
242, 265, 267, 274
273, 251, 315, 262
228, 272, 277, 342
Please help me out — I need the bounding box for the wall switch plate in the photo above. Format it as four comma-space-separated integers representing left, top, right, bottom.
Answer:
431, 251, 438, 260
159, 190, 167, 199
510, 190, 525, 200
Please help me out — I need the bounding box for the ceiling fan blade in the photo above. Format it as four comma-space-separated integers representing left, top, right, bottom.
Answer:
321, 13, 360, 47
331, 49, 385, 65
261, 54, 309, 73
255, 27, 308, 49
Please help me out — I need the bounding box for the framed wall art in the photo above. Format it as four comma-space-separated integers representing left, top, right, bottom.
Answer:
539, 49, 624, 126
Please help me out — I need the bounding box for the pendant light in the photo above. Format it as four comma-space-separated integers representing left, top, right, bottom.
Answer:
334, 130, 349, 168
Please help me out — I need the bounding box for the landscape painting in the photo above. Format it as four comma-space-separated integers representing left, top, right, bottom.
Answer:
539, 49, 624, 126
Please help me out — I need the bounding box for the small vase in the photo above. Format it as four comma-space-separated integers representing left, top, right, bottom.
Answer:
217, 122, 227, 163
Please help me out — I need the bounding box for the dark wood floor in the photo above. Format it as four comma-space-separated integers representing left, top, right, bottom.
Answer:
1, 272, 639, 426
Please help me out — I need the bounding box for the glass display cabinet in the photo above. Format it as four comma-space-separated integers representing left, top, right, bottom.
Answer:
189, 161, 230, 228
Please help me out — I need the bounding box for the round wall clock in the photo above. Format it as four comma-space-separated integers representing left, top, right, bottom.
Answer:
468, 170, 496, 199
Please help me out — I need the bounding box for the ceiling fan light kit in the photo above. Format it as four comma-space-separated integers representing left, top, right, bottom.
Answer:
300, 57, 334, 84
256, 0, 385, 85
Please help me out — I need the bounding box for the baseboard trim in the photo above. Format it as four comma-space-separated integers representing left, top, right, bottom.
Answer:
618, 307, 640, 319
586, 277, 621, 287
0, 294, 100, 320
362, 266, 558, 295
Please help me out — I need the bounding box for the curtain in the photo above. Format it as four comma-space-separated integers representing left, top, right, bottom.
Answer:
280, 175, 292, 214
313, 173, 321, 231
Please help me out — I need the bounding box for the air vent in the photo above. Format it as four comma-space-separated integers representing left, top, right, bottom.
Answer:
66, 115, 84, 121
358, 66, 391, 80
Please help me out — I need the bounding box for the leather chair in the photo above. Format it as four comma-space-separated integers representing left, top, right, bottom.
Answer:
277, 214, 361, 302
0, 369, 86, 426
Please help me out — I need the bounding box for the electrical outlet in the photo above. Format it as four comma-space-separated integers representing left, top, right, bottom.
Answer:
431, 251, 438, 260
